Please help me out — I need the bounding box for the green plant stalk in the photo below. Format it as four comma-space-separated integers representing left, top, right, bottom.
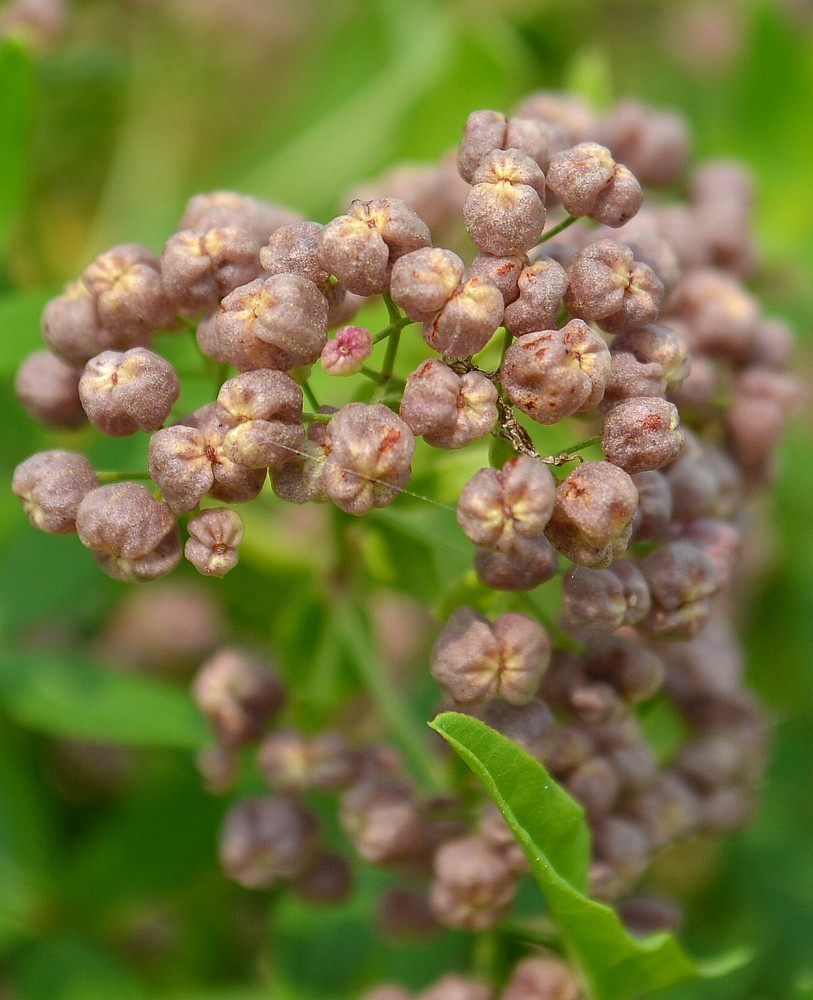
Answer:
336, 600, 446, 793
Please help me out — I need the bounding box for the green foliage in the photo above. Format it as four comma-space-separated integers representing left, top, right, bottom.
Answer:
0, 288, 52, 374
0, 652, 209, 748
0, 2, 811, 998
430, 712, 748, 1000
0, 38, 34, 262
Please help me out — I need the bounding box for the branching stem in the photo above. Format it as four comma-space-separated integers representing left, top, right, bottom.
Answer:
538, 214, 579, 244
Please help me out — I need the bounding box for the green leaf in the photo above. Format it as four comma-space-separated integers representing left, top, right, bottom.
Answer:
0, 287, 53, 375
160, 991, 277, 1000
235, 0, 455, 213
429, 712, 746, 1000
0, 718, 57, 953
431, 711, 590, 891
0, 652, 209, 749
0, 38, 34, 256
336, 601, 446, 792
563, 46, 614, 110
8, 934, 145, 1000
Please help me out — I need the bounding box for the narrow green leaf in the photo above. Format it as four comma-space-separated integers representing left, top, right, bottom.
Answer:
0, 38, 34, 255
430, 711, 590, 891
337, 601, 446, 792
235, 1, 454, 210
430, 712, 746, 1000
0, 652, 209, 749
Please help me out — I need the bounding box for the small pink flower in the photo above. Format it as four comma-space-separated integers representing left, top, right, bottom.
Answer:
321, 326, 373, 376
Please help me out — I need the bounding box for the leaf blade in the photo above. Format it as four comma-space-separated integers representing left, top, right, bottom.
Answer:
429, 711, 743, 1000
430, 710, 590, 892
0, 652, 209, 749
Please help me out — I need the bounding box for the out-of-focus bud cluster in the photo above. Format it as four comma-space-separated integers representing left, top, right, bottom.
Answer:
11, 88, 797, 993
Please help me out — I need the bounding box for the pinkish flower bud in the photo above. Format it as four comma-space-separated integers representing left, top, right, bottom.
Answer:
463, 149, 547, 256
258, 728, 357, 793
458, 109, 550, 183
215, 273, 328, 371
319, 198, 431, 296
639, 540, 719, 638
501, 956, 580, 1000
321, 325, 373, 376
219, 795, 319, 888
149, 404, 266, 513
216, 369, 305, 469
611, 323, 690, 386
79, 347, 180, 436
466, 252, 527, 306
42, 280, 120, 366
161, 227, 262, 314
474, 534, 559, 591
399, 359, 498, 449
422, 276, 504, 358
562, 565, 627, 633
179, 190, 302, 245
565, 239, 664, 333
430, 606, 549, 707
545, 461, 639, 567
82, 243, 175, 340
390, 247, 465, 322
185, 508, 244, 577
14, 350, 86, 427
546, 142, 643, 227
429, 835, 516, 931
74, 482, 181, 582
602, 397, 685, 474
456, 455, 557, 550
503, 257, 569, 336
192, 646, 285, 746
500, 319, 611, 424
323, 403, 415, 515
13, 450, 97, 535
260, 221, 345, 307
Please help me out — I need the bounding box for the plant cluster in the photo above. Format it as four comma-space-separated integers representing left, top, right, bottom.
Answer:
10, 89, 798, 998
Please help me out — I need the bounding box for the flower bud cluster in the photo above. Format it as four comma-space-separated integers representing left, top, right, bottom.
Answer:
11, 88, 796, 989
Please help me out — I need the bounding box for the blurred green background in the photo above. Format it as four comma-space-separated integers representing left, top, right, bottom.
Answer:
0, 1, 811, 998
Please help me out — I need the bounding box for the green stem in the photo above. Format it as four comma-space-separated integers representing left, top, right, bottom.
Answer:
372, 294, 413, 345
371, 326, 403, 403
382, 292, 401, 325
335, 600, 446, 793
359, 365, 406, 389
372, 315, 412, 345
302, 380, 320, 411
302, 411, 332, 424
97, 470, 154, 483
177, 314, 198, 332
380, 328, 401, 380
538, 214, 579, 245
559, 433, 601, 455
